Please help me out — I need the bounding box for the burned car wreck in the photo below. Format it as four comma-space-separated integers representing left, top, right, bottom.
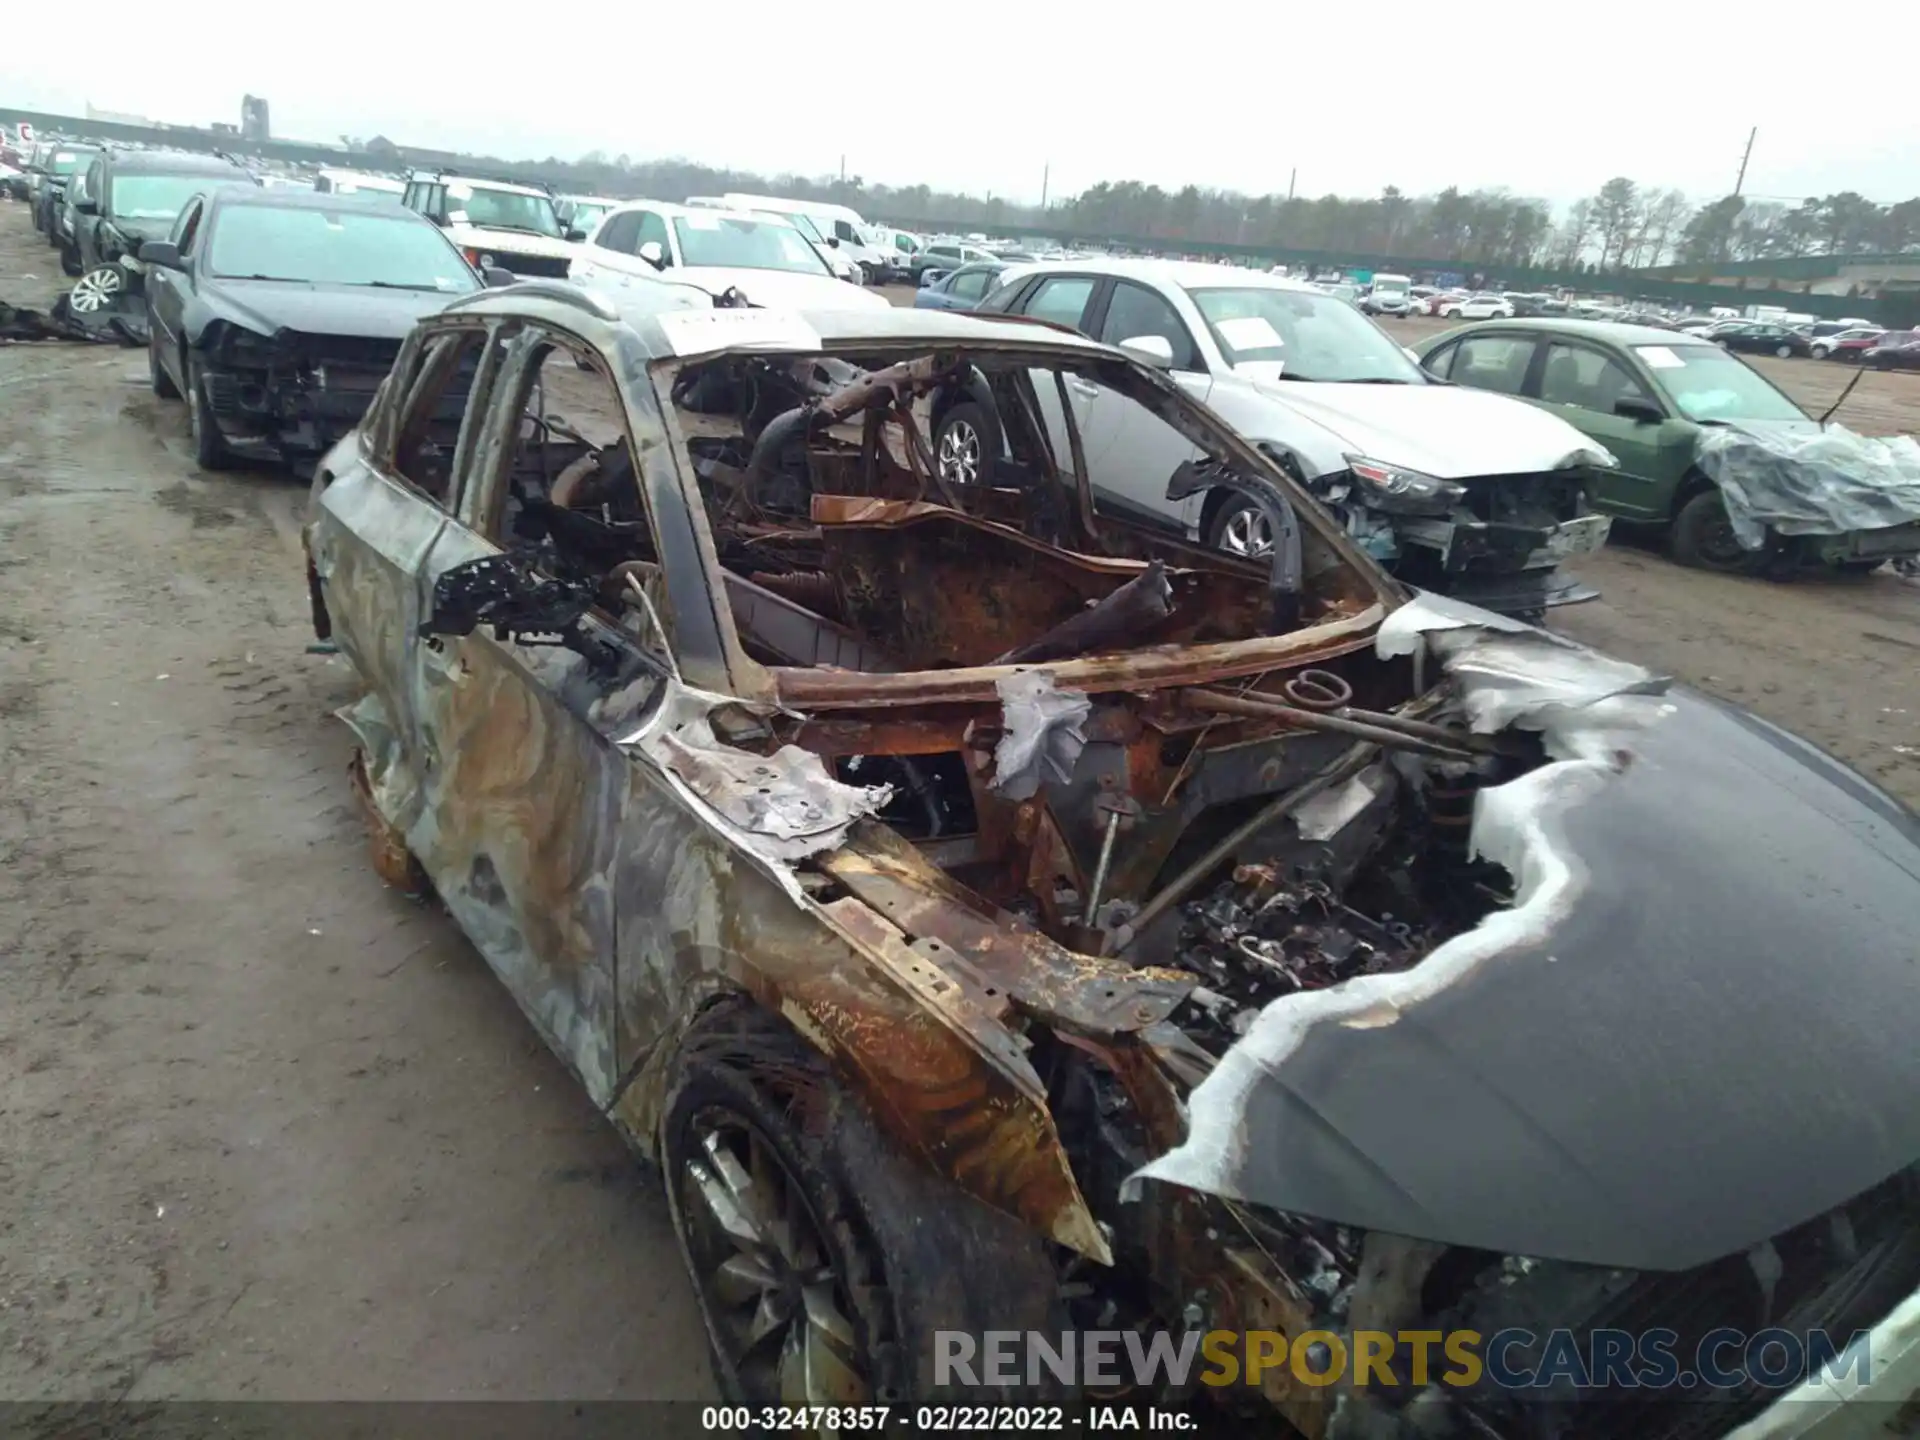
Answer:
303, 288, 1920, 1440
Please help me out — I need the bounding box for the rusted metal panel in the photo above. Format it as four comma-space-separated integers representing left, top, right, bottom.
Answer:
770, 605, 1387, 710
816, 824, 1193, 1036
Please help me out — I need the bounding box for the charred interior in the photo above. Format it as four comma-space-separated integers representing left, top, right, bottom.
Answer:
444, 335, 1917, 1440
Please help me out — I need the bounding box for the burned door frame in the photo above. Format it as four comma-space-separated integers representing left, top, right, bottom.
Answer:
406, 319, 687, 1106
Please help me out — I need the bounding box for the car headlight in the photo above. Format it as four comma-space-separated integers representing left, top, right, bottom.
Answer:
1344, 455, 1468, 516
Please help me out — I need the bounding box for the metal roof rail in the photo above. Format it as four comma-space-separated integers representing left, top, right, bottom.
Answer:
447, 280, 620, 322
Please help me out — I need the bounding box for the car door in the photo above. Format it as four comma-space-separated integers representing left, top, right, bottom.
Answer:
1526, 339, 1687, 520
941, 264, 997, 311
409, 325, 670, 1104
1005, 272, 1103, 488
145, 196, 206, 387
573, 210, 642, 289
1079, 278, 1213, 532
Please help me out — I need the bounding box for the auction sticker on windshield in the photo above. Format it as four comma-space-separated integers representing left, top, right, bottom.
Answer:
653, 308, 822, 356
1216, 315, 1284, 351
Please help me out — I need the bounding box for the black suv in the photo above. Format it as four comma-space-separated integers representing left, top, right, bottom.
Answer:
65, 149, 258, 315
32, 142, 101, 245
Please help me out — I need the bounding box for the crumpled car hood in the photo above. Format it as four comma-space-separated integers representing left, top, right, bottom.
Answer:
1239, 375, 1617, 479
199, 278, 465, 343
1139, 599, 1920, 1272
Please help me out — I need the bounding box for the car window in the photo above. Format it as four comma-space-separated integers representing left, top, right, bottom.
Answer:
1635, 344, 1806, 423
976, 277, 1031, 314
1450, 335, 1535, 395
1022, 276, 1097, 332
950, 267, 995, 301
385, 328, 488, 505
635, 210, 672, 263
173, 198, 205, 256
931, 245, 959, 260
596, 211, 640, 254
1421, 341, 1459, 380
479, 331, 674, 667
832, 219, 858, 241
1098, 281, 1198, 370
1537, 343, 1650, 412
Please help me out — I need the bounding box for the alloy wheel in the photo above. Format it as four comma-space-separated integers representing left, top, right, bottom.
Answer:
1220, 504, 1275, 558
937, 420, 981, 486
69, 265, 125, 314
678, 1110, 870, 1410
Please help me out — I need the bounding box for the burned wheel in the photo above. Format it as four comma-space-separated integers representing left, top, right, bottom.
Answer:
69, 264, 124, 313
661, 1002, 1066, 1418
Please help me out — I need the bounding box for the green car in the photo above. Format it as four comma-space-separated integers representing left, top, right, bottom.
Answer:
1413, 318, 1920, 572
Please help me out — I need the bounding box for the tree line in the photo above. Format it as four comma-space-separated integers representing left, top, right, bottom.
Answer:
391, 142, 1920, 274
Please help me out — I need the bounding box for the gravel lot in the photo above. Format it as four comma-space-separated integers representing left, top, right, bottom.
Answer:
1, 217, 1916, 1404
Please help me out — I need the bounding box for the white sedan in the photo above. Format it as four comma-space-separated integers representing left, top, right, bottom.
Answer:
1438, 294, 1516, 320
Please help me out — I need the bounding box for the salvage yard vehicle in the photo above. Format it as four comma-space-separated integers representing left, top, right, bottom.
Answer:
400, 170, 583, 278
1865, 329, 1920, 371
554, 193, 619, 240
65, 148, 258, 315
1808, 327, 1883, 361
304, 283, 1920, 1439
1417, 318, 1920, 573
911, 258, 1009, 311
143, 188, 492, 472
1436, 292, 1514, 320
32, 142, 100, 245
971, 259, 1615, 617
570, 200, 890, 311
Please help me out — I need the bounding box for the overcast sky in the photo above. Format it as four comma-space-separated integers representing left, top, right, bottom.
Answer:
6, 0, 1917, 213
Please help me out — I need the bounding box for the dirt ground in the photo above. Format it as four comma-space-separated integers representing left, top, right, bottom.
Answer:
1, 221, 1916, 1407
0, 202, 714, 1401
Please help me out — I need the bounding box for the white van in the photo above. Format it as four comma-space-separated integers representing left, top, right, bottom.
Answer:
718, 194, 888, 282
1360, 272, 1413, 317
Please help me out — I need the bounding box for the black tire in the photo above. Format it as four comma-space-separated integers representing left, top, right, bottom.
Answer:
1774, 343, 1792, 358
932, 402, 995, 489
661, 1000, 1066, 1411
1811, 345, 1831, 360
1670, 489, 1761, 573
186, 355, 235, 471
59, 243, 81, 278
148, 312, 179, 399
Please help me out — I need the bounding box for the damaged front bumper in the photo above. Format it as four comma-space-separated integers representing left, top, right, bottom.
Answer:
200, 352, 396, 465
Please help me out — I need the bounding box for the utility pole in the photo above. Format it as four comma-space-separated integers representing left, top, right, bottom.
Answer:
839, 154, 846, 183
1288, 168, 1297, 200
1040, 163, 1049, 209
1733, 127, 1756, 197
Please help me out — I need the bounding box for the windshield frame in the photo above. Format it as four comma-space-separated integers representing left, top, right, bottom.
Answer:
1186, 283, 1428, 384
1635, 342, 1809, 424
445, 182, 563, 239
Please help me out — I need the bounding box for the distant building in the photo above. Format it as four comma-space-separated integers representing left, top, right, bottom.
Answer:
241, 95, 270, 142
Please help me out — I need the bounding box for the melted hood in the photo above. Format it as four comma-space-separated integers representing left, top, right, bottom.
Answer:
1141, 600, 1920, 1271
1240, 375, 1616, 477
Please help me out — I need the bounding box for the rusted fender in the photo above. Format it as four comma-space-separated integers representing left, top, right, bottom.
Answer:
607, 825, 1114, 1265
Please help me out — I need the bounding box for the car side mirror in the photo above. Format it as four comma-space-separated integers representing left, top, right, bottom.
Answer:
419, 554, 593, 642
638, 240, 666, 269
1614, 397, 1664, 425
1118, 334, 1175, 368
565, 227, 587, 243
138, 240, 182, 270
484, 265, 516, 288
826, 235, 840, 248
75, 197, 98, 214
